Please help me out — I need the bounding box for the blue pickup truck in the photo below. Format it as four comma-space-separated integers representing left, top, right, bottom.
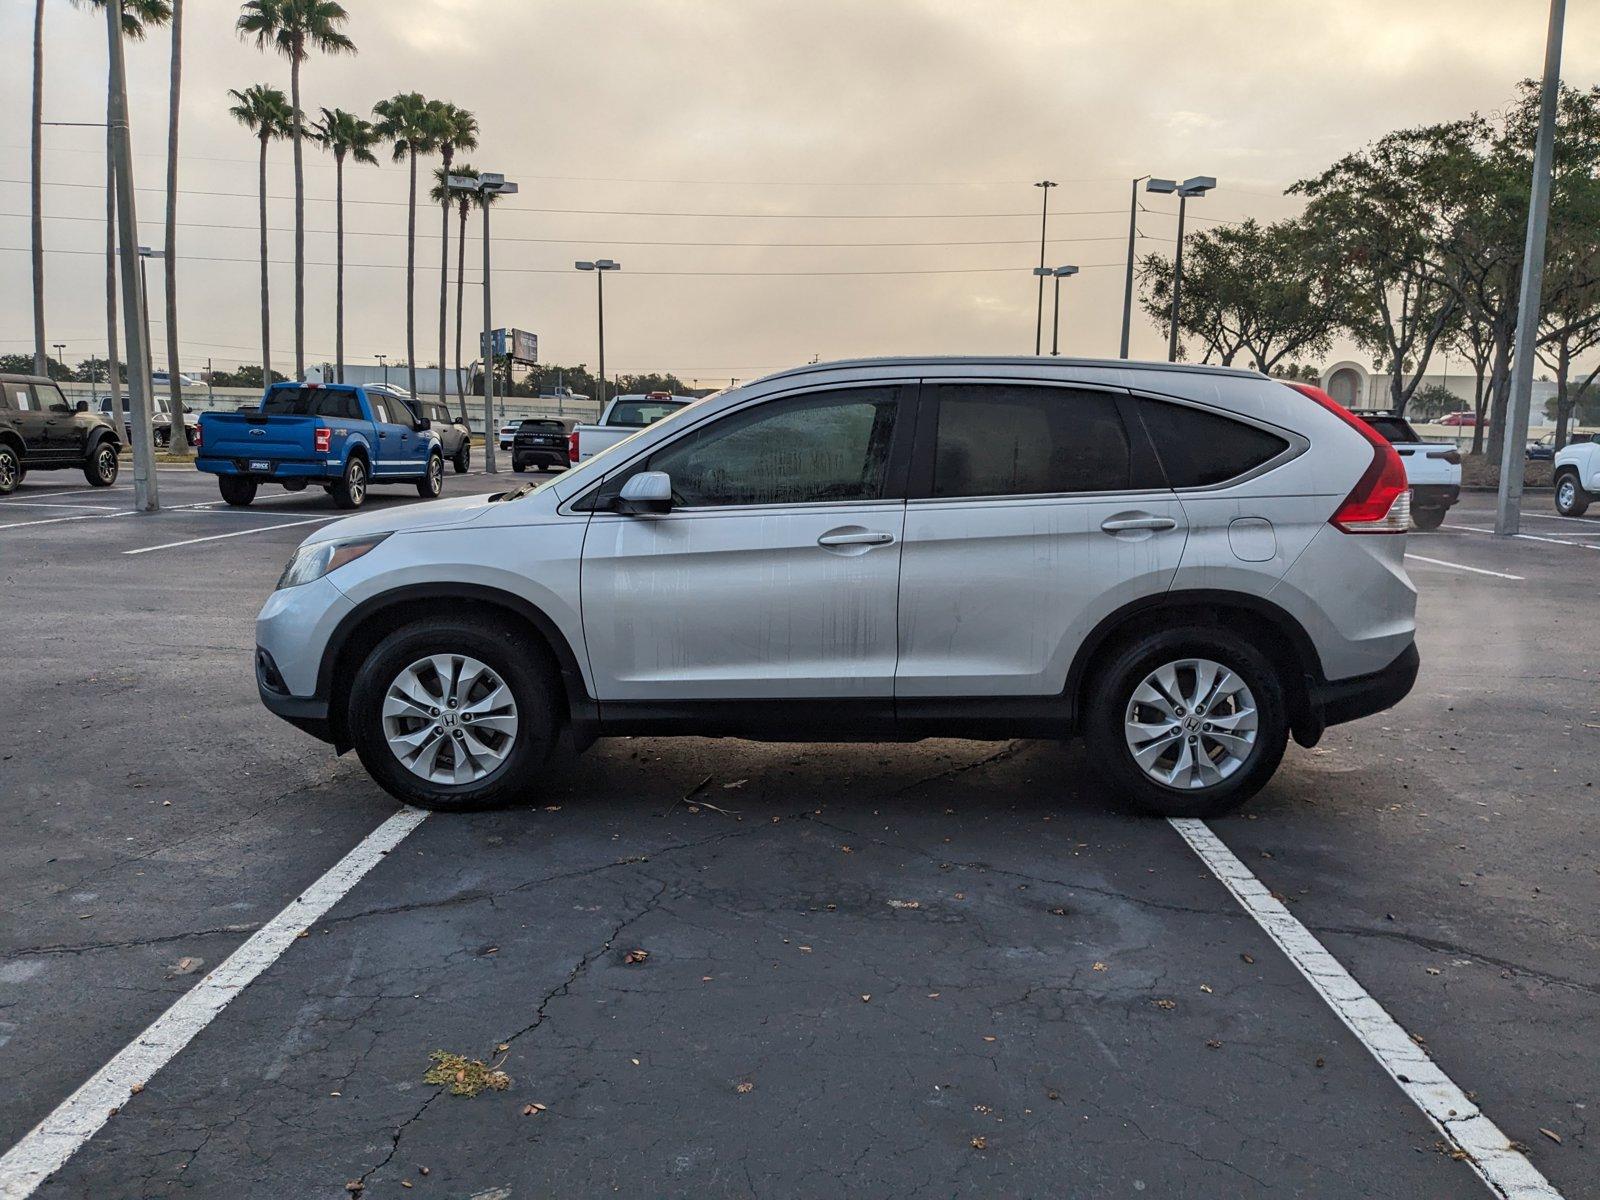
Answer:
196, 382, 444, 509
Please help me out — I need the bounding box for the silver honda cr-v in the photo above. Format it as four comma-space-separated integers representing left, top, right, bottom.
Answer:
253, 358, 1418, 817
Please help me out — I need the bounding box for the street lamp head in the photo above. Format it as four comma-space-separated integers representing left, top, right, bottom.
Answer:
1032, 266, 1052, 277
446, 174, 479, 191
1034, 179, 1057, 189
595, 259, 620, 271
1178, 175, 1216, 197
1053, 265, 1080, 277
1145, 178, 1178, 194
575, 261, 595, 271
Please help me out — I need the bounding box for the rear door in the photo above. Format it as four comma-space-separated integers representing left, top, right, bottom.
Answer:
895, 381, 1187, 699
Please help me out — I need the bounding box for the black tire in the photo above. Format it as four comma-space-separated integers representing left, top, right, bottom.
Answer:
1083, 628, 1289, 818
347, 617, 560, 810
1555, 471, 1590, 517
331, 455, 368, 509
416, 452, 444, 499
218, 475, 258, 506
0, 444, 20, 495
281, 479, 307, 493
154, 428, 169, 449
84, 441, 119, 487
452, 444, 470, 474
1411, 505, 1446, 531
511, 460, 525, 473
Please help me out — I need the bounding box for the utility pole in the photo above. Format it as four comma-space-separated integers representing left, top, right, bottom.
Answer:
1123, 178, 1175, 358
106, 0, 159, 511
1032, 181, 1056, 355
1496, 0, 1566, 536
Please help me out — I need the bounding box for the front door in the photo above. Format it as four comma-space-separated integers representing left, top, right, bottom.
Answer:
581, 384, 911, 700
895, 381, 1188, 698
10, 383, 59, 459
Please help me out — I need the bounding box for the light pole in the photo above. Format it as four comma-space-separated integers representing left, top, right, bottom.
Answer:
1032, 181, 1056, 354
1165, 176, 1215, 362
136, 246, 165, 383
450, 171, 518, 473
375, 353, 388, 387
1121, 177, 1174, 358
52, 343, 66, 380
1033, 266, 1079, 356
1497, 0, 1566, 536
575, 259, 621, 406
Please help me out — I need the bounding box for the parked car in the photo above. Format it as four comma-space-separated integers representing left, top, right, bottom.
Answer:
1438, 411, 1479, 427
497, 422, 521, 452
196, 381, 444, 509
151, 370, 198, 389
1553, 435, 1600, 516
1352, 410, 1461, 530
0, 374, 122, 494
387, 389, 473, 474
96, 393, 198, 448
1527, 430, 1597, 462
511, 418, 569, 472
253, 357, 1418, 819
568, 391, 696, 464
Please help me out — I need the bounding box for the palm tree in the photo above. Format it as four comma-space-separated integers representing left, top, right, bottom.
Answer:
429, 103, 477, 414
61, 1, 171, 415
373, 92, 438, 400
237, 0, 355, 382
228, 85, 294, 388
312, 108, 378, 384
162, 0, 190, 456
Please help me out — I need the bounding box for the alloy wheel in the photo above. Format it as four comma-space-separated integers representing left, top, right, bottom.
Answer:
382, 654, 519, 785
1123, 658, 1258, 790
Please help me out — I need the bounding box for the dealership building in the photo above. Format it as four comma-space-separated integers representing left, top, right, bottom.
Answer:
1319, 359, 1560, 425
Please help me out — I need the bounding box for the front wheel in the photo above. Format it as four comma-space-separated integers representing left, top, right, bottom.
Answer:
331, 456, 367, 509
84, 442, 119, 487
1555, 472, 1590, 517
452, 444, 470, 475
347, 618, 559, 810
0, 444, 20, 495
1411, 506, 1446, 531
416, 452, 444, 499
1084, 629, 1288, 818
218, 475, 257, 506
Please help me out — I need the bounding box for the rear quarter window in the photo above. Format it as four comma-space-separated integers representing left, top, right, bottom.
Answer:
1135, 398, 1290, 489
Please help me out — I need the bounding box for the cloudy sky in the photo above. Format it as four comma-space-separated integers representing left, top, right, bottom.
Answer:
5, 0, 1597, 386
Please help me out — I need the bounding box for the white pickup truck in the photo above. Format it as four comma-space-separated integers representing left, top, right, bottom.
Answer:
568, 392, 696, 464
1553, 435, 1600, 516
1354, 411, 1462, 530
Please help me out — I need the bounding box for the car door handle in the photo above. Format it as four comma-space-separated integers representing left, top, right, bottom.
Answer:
1100, 515, 1177, 533
817, 530, 895, 547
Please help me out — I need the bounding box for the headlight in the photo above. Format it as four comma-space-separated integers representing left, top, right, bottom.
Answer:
276, 534, 389, 590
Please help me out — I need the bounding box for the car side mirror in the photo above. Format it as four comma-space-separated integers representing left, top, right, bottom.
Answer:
414, 417, 431, 432
75, 400, 89, 412
615, 471, 673, 515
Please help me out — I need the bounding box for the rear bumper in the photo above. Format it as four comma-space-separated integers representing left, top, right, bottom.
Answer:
513, 447, 566, 467
197, 455, 334, 480
1410, 484, 1459, 509
1295, 642, 1419, 746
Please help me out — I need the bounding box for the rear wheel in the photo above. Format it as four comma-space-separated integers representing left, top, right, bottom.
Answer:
452, 443, 470, 474
1085, 628, 1288, 818
1555, 471, 1590, 516
281, 479, 307, 493
84, 442, 119, 487
331, 456, 367, 509
218, 475, 257, 507
416, 452, 444, 499
1411, 505, 1446, 531
511, 460, 525, 473
347, 618, 559, 810
0, 445, 20, 495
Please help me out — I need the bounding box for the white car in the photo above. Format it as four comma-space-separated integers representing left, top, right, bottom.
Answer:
1554, 435, 1600, 516
497, 421, 520, 451
254, 358, 1418, 819
1353, 411, 1461, 530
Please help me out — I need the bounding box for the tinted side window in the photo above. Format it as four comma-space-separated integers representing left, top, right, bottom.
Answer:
931, 384, 1130, 498
1136, 399, 1289, 488
13, 385, 39, 412
645, 388, 898, 507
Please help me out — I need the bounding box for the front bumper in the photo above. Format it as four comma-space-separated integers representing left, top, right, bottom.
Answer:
1294, 642, 1419, 747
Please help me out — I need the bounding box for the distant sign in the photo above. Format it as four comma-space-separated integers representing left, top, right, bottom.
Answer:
485, 328, 539, 364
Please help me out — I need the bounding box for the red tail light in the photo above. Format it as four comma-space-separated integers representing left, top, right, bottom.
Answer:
568, 431, 580, 463
194, 422, 201, 449
1286, 383, 1410, 534
315, 427, 331, 454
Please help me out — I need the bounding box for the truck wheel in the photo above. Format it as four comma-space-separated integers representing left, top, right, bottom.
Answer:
218, 476, 257, 507
331, 456, 367, 510
452, 444, 470, 475
1411, 506, 1446, 531
416, 452, 444, 499
0, 444, 20, 495
511, 460, 525, 473
347, 617, 559, 810
84, 442, 119, 487
1555, 471, 1590, 516
281, 479, 307, 493
1084, 628, 1288, 819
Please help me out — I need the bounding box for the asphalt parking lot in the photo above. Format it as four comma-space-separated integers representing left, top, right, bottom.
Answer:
0, 473, 1594, 1199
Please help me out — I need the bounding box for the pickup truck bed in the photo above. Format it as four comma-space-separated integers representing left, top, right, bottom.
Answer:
569, 392, 696, 464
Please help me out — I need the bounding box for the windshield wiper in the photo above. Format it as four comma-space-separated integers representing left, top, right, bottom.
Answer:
493, 482, 539, 502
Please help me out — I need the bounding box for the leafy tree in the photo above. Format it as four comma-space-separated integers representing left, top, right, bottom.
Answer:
228, 85, 295, 389
238, 0, 356, 381
205, 364, 288, 389
373, 92, 439, 401
1409, 382, 1462, 421
311, 107, 379, 384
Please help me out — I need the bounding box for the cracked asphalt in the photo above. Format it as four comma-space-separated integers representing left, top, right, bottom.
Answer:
1, 475, 1595, 1199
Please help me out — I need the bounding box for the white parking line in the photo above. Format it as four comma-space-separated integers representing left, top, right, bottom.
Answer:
8, 487, 129, 501
0, 808, 428, 1200
122, 515, 339, 555
1171, 819, 1563, 1200
0, 510, 131, 532
1405, 554, 1524, 580
0, 501, 121, 512
1444, 525, 1600, 552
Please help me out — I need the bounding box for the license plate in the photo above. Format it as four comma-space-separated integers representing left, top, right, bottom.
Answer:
248, 459, 272, 472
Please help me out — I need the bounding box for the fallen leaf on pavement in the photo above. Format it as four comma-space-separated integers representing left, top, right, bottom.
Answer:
1154, 999, 1177, 1011
1092, 962, 1107, 972
422, 1051, 511, 1097
623, 948, 650, 964
970, 1136, 988, 1150
887, 899, 920, 909
736, 1082, 754, 1094
1540, 1128, 1563, 1144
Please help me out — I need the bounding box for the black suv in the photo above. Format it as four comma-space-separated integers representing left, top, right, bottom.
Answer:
511, 418, 569, 471
0, 374, 122, 495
